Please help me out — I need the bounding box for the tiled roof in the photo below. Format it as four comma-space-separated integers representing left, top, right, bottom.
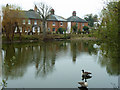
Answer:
19, 10, 41, 19
67, 16, 87, 23
47, 15, 67, 22
9, 10, 41, 19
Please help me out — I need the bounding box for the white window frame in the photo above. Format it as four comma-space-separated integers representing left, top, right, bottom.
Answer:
52, 22, 55, 26
28, 20, 31, 24
34, 20, 37, 25
60, 22, 63, 26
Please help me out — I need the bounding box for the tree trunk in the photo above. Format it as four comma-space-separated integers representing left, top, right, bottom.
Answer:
42, 20, 46, 40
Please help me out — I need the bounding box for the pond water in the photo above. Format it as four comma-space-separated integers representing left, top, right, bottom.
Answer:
1, 40, 119, 88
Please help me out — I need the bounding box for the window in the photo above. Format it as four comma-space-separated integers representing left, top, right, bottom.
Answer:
34, 20, 37, 25
23, 20, 25, 24
48, 28, 50, 31
53, 28, 55, 31
53, 22, 55, 26
28, 20, 31, 24
60, 22, 63, 26
82, 23, 84, 26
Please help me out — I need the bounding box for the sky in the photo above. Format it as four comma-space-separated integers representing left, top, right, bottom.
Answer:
0, 0, 104, 18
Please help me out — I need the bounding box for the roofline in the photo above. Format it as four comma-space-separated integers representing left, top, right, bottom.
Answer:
47, 19, 67, 22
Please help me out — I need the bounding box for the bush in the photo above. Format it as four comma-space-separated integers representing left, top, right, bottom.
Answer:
83, 26, 89, 33
78, 29, 82, 34
57, 28, 65, 34
72, 24, 77, 33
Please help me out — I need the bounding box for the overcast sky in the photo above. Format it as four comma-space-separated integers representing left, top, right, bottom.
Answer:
0, 0, 104, 18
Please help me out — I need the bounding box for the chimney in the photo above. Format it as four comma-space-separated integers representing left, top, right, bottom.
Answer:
72, 11, 76, 16
50, 9, 55, 15
34, 5, 37, 12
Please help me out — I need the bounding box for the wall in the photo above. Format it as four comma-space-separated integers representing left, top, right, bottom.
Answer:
47, 21, 67, 32
71, 22, 88, 31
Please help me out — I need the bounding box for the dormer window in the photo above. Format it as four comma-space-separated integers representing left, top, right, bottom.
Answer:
23, 20, 25, 24
60, 22, 63, 26
28, 20, 31, 24
34, 20, 37, 25
53, 22, 55, 26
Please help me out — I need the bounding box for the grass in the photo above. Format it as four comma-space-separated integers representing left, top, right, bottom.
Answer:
2, 32, 97, 43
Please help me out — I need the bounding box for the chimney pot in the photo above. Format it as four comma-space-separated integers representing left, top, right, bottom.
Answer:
72, 11, 76, 16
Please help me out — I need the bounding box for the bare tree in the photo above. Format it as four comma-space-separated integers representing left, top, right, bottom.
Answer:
35, 3, 52, 40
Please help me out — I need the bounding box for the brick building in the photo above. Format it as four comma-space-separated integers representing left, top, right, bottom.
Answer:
47, 9, 67, 33
2, 5, 88, 35
3, 5, 42, 35
67, 11, 88, 33
17, 6, 41, 35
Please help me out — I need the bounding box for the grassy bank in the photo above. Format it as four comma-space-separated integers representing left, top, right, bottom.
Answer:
2, 33, 98, 43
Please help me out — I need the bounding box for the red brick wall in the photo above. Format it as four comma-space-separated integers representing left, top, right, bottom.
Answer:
47, 21, 67, 32
71, 22, 88, 31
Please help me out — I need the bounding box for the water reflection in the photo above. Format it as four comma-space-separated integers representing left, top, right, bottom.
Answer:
96, 41, 120, 76
1, 40, 119, 88
2, 41, 97, 79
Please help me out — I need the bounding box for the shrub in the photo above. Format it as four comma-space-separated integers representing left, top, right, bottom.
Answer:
83, 26, 89, 33
57, 28, 65, 34
78, 29, 81, 34
72, 24, 77, 33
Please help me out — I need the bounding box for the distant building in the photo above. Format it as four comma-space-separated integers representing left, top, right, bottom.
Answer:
2, 5, 41, 35
47, 9, 67, 33
2, 4, 89, 35
67, 11, 88, 33
17, 6, 41, 35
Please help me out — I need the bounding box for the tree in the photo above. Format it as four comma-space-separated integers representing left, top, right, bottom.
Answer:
2, 4, 22, 41
72, 24, 77, 33
35, 3, 52, 40
83, 26, 89, 33
84, 14, 98, 27
97, 0, 120, 75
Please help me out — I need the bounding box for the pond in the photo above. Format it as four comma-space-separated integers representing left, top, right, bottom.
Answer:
1, 40, 119, 88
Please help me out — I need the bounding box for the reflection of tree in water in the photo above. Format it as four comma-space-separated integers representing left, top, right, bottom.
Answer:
2, 41, 98, 79
97, 41, 120, 76
34, 41, 68, 78
2, 44, 35, 79
2, 41, 68, 79
70, 41, 97, 63
35, 42, 56, 78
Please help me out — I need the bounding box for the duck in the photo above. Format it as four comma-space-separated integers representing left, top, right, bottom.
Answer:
82, 70, 92, 76
82, 75, 92, 81
78, 79, 88, 87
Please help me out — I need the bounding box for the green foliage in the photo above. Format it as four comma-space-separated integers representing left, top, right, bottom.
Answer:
72, 24, 77, 33
78, 29, 81, 34
99, 1, 119, 43
97, 0, 120, 75
84, 14, 98, 27
83, 26, 89, 32
57, 28, 65, 34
